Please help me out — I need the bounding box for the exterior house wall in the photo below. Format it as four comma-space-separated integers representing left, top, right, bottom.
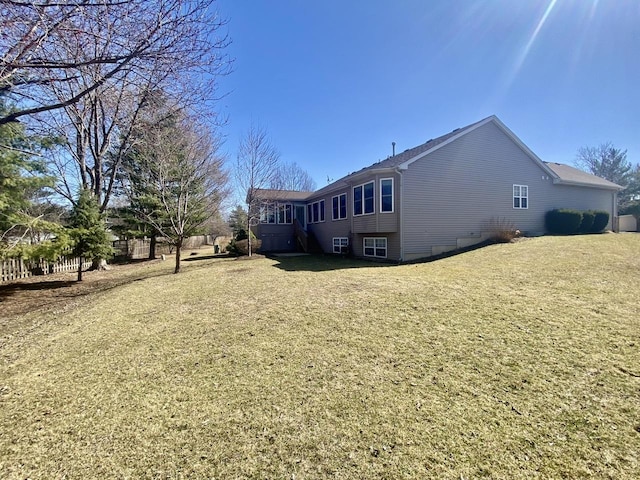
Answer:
306, 189, 351, 254
251, 118, 619, 262
256, 223, 296, 252
306, 171, 401, 258
402, 121, 617, 261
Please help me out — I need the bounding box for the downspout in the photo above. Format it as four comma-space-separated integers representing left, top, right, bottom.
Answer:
612, 191, 618, 232
396, 167, 404, 261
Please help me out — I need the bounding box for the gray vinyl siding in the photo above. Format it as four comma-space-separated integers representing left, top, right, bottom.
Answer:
402, 121, 617, 260
306, 190, 351, 254
306, 172, 401, 257
352, 172, 400, 234
256, 223, 296, 252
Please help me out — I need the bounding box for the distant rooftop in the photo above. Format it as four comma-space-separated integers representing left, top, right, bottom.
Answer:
544, 162, 623, 190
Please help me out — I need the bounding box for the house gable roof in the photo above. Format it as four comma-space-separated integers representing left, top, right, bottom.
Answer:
313, 115, 562, 197
544, 162, 623, 190
264, 116, 622, 201
311, 117, 493, 198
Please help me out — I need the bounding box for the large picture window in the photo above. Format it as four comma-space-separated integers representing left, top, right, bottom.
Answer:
380, 178, 393, 213
513, 184, 528, 209
363, 237, 387, 258
332, 193, 347, 220
353, 181, 374, 216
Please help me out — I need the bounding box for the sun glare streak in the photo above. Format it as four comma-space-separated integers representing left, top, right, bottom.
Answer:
505, 0, 559, 87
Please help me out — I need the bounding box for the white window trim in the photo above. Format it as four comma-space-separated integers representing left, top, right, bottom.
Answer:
261, 202, 293, 224
332, 237, 349, 254
363, 237, 387, 258
332, 193, 347, 221
513, 184, 529, 210
308, 199, 326, 224
380, 178, 394, 213
353, 181, 375, 216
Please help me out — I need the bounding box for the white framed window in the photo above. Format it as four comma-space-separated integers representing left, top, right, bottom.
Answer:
332, 193, 347, 220
277, 203, 292, 224
513, 184, 528, 209
380, 178, 393, 213
353, 181, 374, 216
308, 199, 325, 223
333, 237, 349, 254
363, 237, 387, 258
261, 202, 292, 224
260, 202, 276, 224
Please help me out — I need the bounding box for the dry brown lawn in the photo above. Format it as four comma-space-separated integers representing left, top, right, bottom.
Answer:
0, 236, 639, 479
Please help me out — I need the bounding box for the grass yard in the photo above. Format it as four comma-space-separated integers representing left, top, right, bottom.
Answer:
0, 234, 639, 479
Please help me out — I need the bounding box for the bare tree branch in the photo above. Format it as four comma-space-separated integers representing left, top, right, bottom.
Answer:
1, 0, 231, 125
235, 123, 281, 256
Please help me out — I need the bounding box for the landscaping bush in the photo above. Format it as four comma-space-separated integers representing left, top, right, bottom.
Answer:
486, 217, 520, 243
578, 211, 595, 233
590, 210, 610, 232
233, 238, 262, 255
545, 209, 583, 234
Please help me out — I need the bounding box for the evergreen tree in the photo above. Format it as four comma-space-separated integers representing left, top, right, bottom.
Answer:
0, 99, 56, 255
68, 189, 113, 281
119, 107, 228, 273
228, 205, 248, 239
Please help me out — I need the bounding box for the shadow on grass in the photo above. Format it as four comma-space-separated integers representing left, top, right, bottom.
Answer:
270, 254, 390, 272
183, 253, 233, 263
269, 240, 502, 272
0, 280, 77, 304
0, 264, 173, 315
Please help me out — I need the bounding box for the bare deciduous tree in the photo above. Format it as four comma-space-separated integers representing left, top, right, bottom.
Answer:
235, 124, 280, 256
121, 111, 228, 274
575, 142, 633, 206
270, 161, 317, 192
1, 0, 230, 125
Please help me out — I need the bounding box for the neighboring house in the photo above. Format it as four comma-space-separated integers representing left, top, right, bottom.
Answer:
252, 115, 623, 261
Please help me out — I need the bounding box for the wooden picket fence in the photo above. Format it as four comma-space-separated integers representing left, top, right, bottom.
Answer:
0, 255, 93, 283
1, 235, 216, 284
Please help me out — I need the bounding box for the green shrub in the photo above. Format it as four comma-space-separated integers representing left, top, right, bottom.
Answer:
578, 211, 595, 233
590, 210, 610, 232
545, 209, 582, 234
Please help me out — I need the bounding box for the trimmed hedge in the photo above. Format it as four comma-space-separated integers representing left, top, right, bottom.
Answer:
590, 210, 610, 232
545, 209, 610, 234
578, 211, 595, 233
545, 209, 583, 234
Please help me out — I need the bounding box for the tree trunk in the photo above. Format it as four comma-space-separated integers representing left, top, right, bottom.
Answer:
91, 258, 109, 270
247, 215, 252, 257
174, 241, 182, 274
149, 234, 157, 260
77, 256, 83, 282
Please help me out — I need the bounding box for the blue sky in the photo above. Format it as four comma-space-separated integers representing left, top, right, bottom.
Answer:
216, 0, 639, 192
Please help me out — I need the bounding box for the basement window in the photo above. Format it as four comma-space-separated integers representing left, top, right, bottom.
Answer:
333, 237, 349, 254
363, 237, 387, 258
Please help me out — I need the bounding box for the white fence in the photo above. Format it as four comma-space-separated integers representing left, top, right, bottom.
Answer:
2, 235, 218, 283
1, 256, 93, 283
